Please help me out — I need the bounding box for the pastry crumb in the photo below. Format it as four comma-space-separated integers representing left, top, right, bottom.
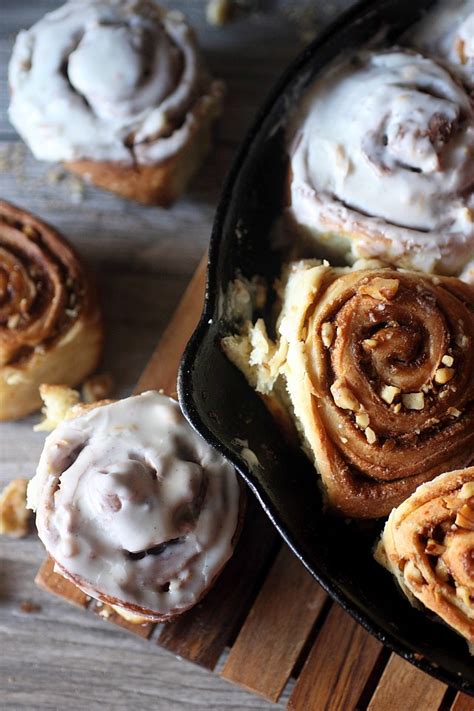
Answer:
34, 384, 80, 432
0, 479, 32, 537
82, 373, 114, 403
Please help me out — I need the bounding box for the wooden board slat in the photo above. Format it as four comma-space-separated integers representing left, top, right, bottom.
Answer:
35, 556, 90, 609
451, 692, 474, 711
221, 546, 327, 702
157, 494, 279, 670
367, 654, 447, 711
288, 604, 382, 711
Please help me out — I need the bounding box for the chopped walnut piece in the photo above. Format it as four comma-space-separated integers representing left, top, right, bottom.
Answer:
362, 338, 377, 349
425, 539, 446, 556
460, 482, 474, 500
402, 392, 425, 410
365, 426, 377, 444
330, 380, 360, 411
435, 367, 454, 385
380, 384, 401, 405
360, 277, 399, 301
447, 407, 462, 418
34, 384, 80, 432
0, 479, 31, 537
82, 373, 114, 404
441, 354, 454, 367
321, 322, 335, 348
355, 411, 369, 429
455, 504, 474, 531
393, 403, 402, 414
456, 586, 471, 606
404, 560, 425, 589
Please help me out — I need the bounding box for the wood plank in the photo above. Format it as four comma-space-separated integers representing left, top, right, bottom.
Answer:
35, 556, 90, 609
451, 693, 474, 711
157, 494, 279, 670
135, 254, 207, 397
221, 546, 327, 702
288, 604, 382, 711
367, 654, 447, 711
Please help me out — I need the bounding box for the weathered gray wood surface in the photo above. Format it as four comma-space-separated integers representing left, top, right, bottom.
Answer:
0, 1, 354, 709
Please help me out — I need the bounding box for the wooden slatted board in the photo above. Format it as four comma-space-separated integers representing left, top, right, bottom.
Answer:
35, 256, 474, 711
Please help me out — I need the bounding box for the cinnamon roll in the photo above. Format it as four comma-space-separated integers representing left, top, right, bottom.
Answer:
287, 49, 474, 280
409, 0, 474, 90
8, 0, 224, 206
27, 391, 242, 621
376, 466, 474, 649
223, 261, 474, 518
0, 200, 103, 421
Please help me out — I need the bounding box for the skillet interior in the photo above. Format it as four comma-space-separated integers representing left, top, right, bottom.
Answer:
178, 0, 474, 694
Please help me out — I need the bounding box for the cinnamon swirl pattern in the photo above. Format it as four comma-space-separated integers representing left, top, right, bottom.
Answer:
0, 201, 102, 421
376, 467, 474, 649
223, 261, 474, 518
287, 49, 474, 280
27, 391, 242, 621
8, 0, 224, 205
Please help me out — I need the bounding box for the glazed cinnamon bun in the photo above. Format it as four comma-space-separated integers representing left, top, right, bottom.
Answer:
27, 391, 242, 621
376, 466, 474, 649
409, 0, 474, 90
0, 201, 102, 421
8, 0, 224, 206
223, 261, 474, 518
287, 49, 474, 280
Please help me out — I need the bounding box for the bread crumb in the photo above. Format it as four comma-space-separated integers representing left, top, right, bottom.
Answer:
82, 373, 114, 403
0, 479, 32, 537
34, 384, 80, 432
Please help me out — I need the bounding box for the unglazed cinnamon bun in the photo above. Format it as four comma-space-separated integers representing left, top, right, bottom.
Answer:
287, 49, 474, 280
376, 466, 474, 649
8, 0, 224, 206
223, 261, 474, 518
27, 391, 242, 621
0, 201, 103, 421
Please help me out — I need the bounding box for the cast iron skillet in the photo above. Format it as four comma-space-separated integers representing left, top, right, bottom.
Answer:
178, 0, 474, 694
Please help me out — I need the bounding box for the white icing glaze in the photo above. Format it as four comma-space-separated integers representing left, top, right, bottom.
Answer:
27, 391, 240, 617
8, 0, 223, 165
287, 49, 474, 277
409, 0, 474, 88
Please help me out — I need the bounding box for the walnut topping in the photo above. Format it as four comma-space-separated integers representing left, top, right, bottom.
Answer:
380, 384, 401, 405
455, 504, 474, 531
435, 367, 454, 384
365, 426, 377, 444
0, 479, 31, 537
425, 539, 446, 556
435, 557, 450, 582
402, 392, 425, 410
356, 411, 369, 429
7, 313, 20, 329
321, 322, 335, 348
441, 354, 454, 367
460, 482, 474, 500
23, 224, 39, 239
330, 380, 360, 411
447, 407, 461, 418
393, 403, 402, 414
362, 338, 378, 350
360, 278, 400, 301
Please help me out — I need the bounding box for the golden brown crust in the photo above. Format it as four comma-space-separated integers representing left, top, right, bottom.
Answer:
225, 261, 474, 518
65, 105, 214, 206
377, 466, 474, 648
0, 200, 103, 420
